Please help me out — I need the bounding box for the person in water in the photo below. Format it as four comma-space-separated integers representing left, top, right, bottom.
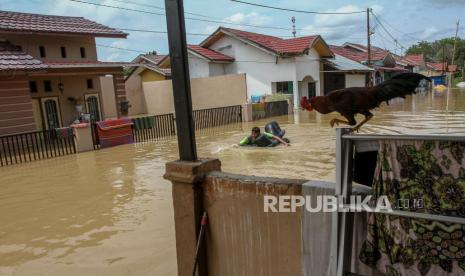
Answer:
239, 126, 289, 147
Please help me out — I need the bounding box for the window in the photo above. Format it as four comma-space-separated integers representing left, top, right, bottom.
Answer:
80, 47, 86, 58
29, 81, 38, 93
86, 79, 94, 89
276, 81, 293, 94
60, 47, 67, 58
44, 80, 52, 92
39, 46, 46, 58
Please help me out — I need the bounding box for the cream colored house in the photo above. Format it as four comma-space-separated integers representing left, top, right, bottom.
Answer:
0, 10, 133, 136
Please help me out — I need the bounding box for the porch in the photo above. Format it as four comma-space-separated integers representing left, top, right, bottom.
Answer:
0, 65, 128, 136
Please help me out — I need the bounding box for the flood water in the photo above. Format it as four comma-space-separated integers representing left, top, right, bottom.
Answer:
1, 89, 464, 275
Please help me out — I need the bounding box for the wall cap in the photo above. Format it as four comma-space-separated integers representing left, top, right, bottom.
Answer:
164, 158, 221, 184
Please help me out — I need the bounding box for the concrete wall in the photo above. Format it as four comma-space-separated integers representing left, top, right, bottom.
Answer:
141, 69, 166, 82
3, 34, 98, 62
100, 75, 118, 119
188, 54, 210, 78
125, 67, 147, 116
204, 172, 304, 276
345, 73, 366, 88
142, 73, 248, 115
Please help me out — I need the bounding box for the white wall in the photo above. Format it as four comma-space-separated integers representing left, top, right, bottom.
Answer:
188, 54, 210, 78
295, 49, 321, 98
345, 74, 366, 88
210, 37, 296, 98
209, 63, 226, 76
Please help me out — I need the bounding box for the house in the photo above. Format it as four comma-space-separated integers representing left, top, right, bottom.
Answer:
126, 27, 373, 114
402, 54, 426, 73
330, 43, 408, 84
321, 54, 373, 95
158, 27, 372, 106
186, 27, 334, 107
0, 10, 132, 136
125, 53, 171, 115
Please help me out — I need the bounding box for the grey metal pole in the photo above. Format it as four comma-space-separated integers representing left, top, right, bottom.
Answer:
165, 0, 197, 161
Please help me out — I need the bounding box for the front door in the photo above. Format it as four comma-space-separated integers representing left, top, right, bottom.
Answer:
41, 97, 62, 130
308, 82, 316, 98
85, 94, 102, 122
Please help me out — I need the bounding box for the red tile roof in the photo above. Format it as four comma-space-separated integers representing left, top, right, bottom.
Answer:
330, 44, 389, 63
223, 28, 320, 55
0, 41, 47, 71
403, 54, 424, 66
187, 45, 234, 62
0, 10, 127, 38
373, 65, 409, 72
200, 27, 333, 57
427, 62, 447, 71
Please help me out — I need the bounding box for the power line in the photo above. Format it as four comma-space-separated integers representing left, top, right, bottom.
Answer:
68, 0, 303, 31
371, 11, 406, 52
230, 0, 365, 14
106, 0, 226, 20
118, 28, 212, 37
374, 14, 422, 41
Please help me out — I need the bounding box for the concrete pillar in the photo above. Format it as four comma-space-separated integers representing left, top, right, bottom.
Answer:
164, 158, 221, 276
241, 103, 253, 122
71, 123, 94, 152
292, 79, 299, 109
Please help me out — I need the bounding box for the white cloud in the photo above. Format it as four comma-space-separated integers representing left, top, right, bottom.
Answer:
419, 27, 440, 40
300, 5, 383, 42
224, 12, 271, 26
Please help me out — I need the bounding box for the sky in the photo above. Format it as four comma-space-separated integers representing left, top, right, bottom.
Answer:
1, 0, 464, 61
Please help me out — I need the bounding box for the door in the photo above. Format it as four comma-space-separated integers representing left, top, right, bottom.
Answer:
41, 97, 62, 129
308, 82, 316, 98
85, 94, 102, 122
31, 98, 44, 130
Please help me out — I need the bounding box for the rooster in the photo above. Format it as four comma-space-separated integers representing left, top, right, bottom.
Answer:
300, 73, 430, 132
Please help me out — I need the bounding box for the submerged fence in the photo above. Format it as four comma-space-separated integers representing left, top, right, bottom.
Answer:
131, 114, 176, 143
252, 100, 288, 120
0, 128, 76, 167
193, 105, 242, 130
91, 105, 242, 145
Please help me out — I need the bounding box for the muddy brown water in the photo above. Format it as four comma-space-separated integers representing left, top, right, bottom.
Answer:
1, 89, 464, 275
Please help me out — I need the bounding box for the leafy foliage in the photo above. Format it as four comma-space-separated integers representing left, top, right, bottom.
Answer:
406, 37, 465, 71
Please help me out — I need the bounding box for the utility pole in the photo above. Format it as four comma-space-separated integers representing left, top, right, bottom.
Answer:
367, 8, 371, 67
165, 0, 197, 161
366, 7, 372, 86
291, 16, 296, 38
442, 44, 446, 73
452, 19, 460, 66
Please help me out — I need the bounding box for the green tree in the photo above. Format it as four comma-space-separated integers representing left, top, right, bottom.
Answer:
406, 37, 465, 73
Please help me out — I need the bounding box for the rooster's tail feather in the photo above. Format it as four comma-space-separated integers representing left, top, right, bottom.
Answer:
374, 73, 430, 103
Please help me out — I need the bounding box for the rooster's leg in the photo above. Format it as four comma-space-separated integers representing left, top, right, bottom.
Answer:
351, 114, 373, 132
330, 118, 351, 127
